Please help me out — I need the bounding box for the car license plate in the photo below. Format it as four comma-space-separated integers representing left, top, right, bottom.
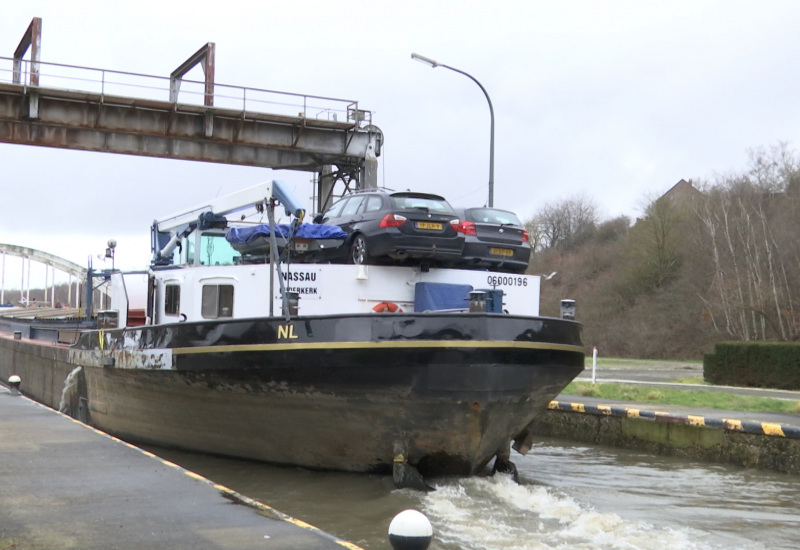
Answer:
490, 247, 513, 256
416, 222, 442, 230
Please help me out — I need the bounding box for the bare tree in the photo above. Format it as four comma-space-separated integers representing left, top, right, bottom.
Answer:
533, 194, 599, 251
637, 195, 685, 288
697, 146, 800, 341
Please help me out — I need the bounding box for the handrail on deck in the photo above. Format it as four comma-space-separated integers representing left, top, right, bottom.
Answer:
0, 54, 369, 126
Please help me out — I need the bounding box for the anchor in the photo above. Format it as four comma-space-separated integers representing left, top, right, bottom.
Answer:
392, 440, 433, 491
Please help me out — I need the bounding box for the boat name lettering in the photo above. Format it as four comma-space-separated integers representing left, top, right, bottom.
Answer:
487, 275, 528, 287
282, 271, 317, 282
277, 324, 299, 339
286, 286, 318, 295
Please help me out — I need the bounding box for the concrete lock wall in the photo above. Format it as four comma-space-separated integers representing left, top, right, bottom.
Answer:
529, 402, 800, 475
0, 336, 73, 408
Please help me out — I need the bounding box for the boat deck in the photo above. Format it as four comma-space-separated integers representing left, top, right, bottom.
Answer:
0, 385, 362, 550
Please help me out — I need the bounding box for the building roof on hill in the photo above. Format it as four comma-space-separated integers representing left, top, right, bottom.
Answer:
659, 179, 703, 206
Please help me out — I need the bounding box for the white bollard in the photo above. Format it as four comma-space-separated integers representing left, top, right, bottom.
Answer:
592, 346, 598, 384
388, 509, 433, 550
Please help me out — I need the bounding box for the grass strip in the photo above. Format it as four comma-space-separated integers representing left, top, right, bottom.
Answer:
562, 382, 800, 415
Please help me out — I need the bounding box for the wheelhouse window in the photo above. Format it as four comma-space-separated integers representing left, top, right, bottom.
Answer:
164, 284, 181, 316
199, 233, 239, 266
201, 284, 234, 319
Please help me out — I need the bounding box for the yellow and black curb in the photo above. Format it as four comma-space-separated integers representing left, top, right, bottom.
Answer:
547, 400, 800, 439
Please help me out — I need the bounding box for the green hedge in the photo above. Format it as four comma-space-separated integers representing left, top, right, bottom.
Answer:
704, 341, 800, 390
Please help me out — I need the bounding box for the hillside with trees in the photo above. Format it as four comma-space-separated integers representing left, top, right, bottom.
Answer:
527, 143, 800, 360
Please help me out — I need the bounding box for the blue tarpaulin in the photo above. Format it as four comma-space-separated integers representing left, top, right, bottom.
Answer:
226, 223, 346, 244
414, 282, 473, 312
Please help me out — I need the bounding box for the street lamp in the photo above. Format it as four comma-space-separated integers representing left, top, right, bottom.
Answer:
411, 52, 495, 207
105, 239, 117, 271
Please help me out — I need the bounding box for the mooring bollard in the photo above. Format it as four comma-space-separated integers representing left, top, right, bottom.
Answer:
469, 291, 487, 313
8, 374, 21, 393
13, 331, 21, 340
388, 509, 433, 550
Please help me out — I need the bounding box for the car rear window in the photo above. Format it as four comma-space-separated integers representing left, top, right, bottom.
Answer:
390, 194, 455, 215
465, 208, 522, 225
363, 195, 384, 213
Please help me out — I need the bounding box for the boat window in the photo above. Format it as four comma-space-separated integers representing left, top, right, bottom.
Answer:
201, 284, 234, 319
186, 236, 195, 265
164, 284, 180, 316
199, 233, 240, 266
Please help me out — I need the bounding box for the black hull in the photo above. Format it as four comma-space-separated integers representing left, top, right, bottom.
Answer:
3, 312, 584, 476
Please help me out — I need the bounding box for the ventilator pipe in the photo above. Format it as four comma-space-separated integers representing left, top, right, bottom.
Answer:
286, 291, 299, 317
560, 299, 576, 320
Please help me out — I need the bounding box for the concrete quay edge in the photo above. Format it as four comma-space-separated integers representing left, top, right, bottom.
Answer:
0, 386, 364, 550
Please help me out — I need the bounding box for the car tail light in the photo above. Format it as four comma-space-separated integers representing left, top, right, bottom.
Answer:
453, 220, 476, 236
379, 213, 407, 228
521, 229, 530, 243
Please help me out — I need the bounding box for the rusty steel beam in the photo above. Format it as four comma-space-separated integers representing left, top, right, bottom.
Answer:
170, 43, 216, 137
170, 42, 215, 105
0, 19, 381, 191
0, 84, 377, 174
13, 17, 42, 86
12, 17, 42, 118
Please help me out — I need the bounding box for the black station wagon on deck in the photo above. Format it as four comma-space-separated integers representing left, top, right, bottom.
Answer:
453, 207, 531, 274
314, 189, 464, 266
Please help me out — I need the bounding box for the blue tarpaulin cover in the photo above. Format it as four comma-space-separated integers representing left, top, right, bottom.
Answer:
226, 223, 347, 244
414, 282, 474, 312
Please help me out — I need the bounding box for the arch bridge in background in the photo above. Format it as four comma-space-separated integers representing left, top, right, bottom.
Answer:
0, 242, 89, 308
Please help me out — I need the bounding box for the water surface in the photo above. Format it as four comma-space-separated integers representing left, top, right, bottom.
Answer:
148, 438, 800, 549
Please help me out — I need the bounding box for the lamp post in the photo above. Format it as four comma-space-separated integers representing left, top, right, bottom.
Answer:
411, 52, 495, 207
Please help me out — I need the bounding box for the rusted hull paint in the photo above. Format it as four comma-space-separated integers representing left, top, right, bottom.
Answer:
1, 313, 584, 476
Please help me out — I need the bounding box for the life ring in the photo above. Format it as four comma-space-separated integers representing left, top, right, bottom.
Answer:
372, 301, 403, 313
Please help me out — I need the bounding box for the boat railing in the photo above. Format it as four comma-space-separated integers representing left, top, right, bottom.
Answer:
0, 55, 368, 125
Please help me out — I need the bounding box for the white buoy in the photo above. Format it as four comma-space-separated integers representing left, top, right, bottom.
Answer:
388, 509, 433, 550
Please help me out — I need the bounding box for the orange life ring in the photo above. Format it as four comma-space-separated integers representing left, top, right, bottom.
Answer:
372, 301, 403, 313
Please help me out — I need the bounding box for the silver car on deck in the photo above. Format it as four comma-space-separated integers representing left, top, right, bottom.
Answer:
453, 207, 531, 274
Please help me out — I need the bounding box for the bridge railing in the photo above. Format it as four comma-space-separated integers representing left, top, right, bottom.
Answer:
0, 56, 369, 125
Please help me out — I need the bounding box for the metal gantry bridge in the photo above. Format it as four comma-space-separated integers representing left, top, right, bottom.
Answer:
0, 17, 383, 213
0, 16, 384, 314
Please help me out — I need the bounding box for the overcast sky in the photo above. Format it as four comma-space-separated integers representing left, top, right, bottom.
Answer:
2, 0, 800, 273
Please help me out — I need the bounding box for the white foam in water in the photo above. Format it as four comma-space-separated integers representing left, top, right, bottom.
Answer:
58, 366, 83, 415
422, 475, 718, 550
